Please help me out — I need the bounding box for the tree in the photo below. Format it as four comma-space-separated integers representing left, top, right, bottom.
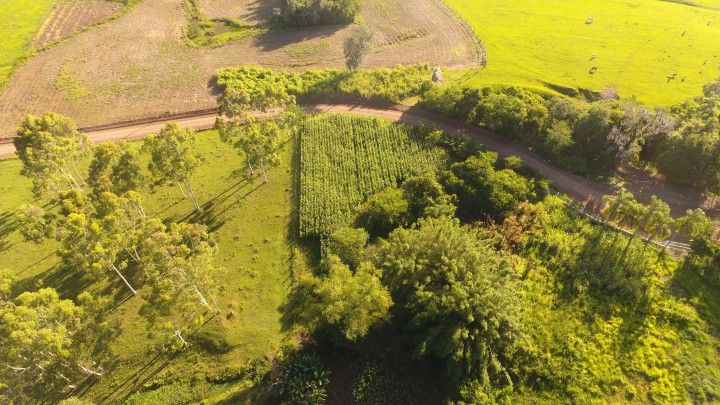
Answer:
13, 112, 89, 198
472, 87, 548, 144
136, 220, 221, 346
377, 216, 521, 385
144, 122, 202, 211
325, 227, 369, 267
88, 142, 144, 196
638, 195, 672, 242
444, 151, 535, 219
572, 101, 625, 172
218, 119, 283, 183
602, 187, 644, 232
314, 256, 392, 341
675, 208, 714, 239
0, 269, 14, 300
343, 26, 373, 70
356, 187, 409, 237
56, 192, 146, 295
0, 288, 84, 401
16, 203, 54, 243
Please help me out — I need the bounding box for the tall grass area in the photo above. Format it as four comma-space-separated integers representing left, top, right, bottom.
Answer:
444, 0, 720, 105
0, 130, 294, 403
0, 0, 58, 89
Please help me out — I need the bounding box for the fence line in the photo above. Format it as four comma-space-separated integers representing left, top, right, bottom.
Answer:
547, 190, 691, 252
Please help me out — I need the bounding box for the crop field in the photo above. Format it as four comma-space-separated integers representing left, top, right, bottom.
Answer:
34, 0, 122, 49
299, 115, 443, 236
444, 0, 720, 105
0, 0, 58, 89
0, 130, 295, 402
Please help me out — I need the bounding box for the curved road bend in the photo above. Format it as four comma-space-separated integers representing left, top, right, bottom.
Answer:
0, 102, 708, 217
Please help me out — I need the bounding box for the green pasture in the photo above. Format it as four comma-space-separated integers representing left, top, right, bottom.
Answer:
0, 130, 294, 402
444, 0, 720, 105
0, 0, 58, 89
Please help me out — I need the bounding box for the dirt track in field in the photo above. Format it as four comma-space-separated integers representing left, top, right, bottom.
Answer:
1, 101, 712, 218
0, 0, 480, 137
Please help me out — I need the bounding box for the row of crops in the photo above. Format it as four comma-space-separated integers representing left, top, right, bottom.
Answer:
299, 114, 443, 237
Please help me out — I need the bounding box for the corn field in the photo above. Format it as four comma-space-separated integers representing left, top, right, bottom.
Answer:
299, 114, 442, 237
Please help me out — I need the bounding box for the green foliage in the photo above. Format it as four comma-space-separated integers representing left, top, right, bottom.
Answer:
352, 354, 425, 404
325, 227, 369, 267
88, 142, 144, 196
272, 350, 330, 404
443, 151, 537, 219
182, 0, 261, 47
144, 122, 202, 210
298, 114, 441, 236
282, 0, 360, 27
0, 288, 84, 401
216, 64, 433, 105
657, 88, 720, 191
378, 216, 521, 385
16, 203, 54, 243
314, 256, 392, 341
218, 118, 288, 182
13, 112, 89, 198
356, 188, 409, 237
343, 26, 373, 70
401, 171, 456, 221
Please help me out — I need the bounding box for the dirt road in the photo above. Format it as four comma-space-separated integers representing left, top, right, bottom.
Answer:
0, 102, 709, 217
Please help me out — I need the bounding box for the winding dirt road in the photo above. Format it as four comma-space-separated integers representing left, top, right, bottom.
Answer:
0, 102, 710, 217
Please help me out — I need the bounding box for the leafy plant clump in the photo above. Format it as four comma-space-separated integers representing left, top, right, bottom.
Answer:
215, 64, 433, 104
183, 0, 263, 47
272, 351, 330, 404
281, 0, 360, 27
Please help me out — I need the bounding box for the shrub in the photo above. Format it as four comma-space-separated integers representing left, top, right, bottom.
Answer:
326, 227, 369, 266
216, 65, 432, 106
356, 188, 409, 237
273, 351, 330, 404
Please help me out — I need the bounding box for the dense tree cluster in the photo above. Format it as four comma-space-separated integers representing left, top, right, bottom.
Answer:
7, 114, 223, 400
420, 83, 720, 191
281, 0, 360, 27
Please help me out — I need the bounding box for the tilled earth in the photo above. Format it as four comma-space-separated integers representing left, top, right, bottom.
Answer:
0, 0, 480, 137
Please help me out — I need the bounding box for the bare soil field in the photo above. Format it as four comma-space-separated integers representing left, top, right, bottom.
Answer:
0, 0, 480, 137
33, 0, 122, 49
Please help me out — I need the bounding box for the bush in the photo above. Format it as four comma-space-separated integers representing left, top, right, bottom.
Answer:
273, 351, 330, 404
326, 227, 369, 266
216, 65, 432, 107
356, 188, 409, 237
282, 0, 360, 27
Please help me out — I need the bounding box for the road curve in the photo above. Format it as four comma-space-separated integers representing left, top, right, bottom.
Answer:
0, 102, 707, 217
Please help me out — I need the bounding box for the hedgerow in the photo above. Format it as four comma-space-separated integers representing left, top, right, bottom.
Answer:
215, 64, 433, 105
298, 114, 442, 236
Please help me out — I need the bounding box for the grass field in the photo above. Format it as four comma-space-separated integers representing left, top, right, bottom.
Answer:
0, 0, 58, 89
0, 129, 295, 403
444, 0, 720, 105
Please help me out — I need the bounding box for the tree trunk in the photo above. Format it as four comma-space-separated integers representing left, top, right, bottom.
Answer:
185, 178, 201, 212
111, 264, 137, 295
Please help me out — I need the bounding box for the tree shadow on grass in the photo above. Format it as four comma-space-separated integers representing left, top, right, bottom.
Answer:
0, 210, 19, 240
178, 176, 265, 233
251, 24, 344, 52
